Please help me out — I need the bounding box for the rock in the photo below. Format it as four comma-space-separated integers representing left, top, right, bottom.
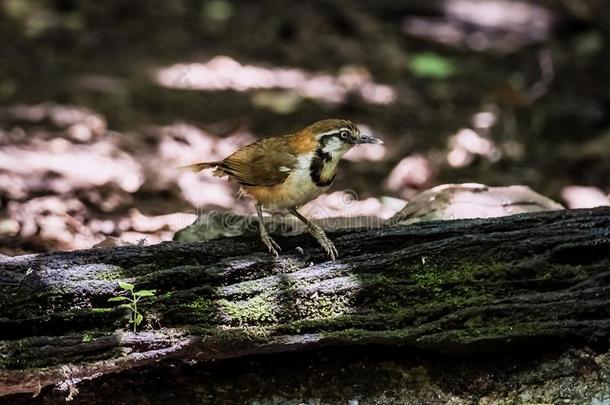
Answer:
390, 183, 564, 225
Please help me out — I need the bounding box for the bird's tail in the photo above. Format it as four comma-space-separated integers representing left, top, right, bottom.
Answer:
176, 161, 219, 172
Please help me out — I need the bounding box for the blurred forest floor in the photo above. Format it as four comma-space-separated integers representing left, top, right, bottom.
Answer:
1, 0, 609, 255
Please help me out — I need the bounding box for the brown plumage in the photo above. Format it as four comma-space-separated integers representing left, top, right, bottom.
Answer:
180, 119, 382, 260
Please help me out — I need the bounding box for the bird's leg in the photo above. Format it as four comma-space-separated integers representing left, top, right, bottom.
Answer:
256, 204, 280, 257
289, 208, 337, 260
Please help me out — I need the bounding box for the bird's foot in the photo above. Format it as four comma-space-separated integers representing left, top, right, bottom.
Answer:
260, 232, 281, 257
312, 230, 338, 261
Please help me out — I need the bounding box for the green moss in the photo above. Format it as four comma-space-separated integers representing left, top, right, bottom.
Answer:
199, 327, 269, 350
90, 307, 114, 313
95, 268, 127, 281
218, 294, 277, 326
412, 261, 502, 288
317, 297, 337, 318
229, 279, 266, 297
317, 295, 350, 318
183, 298, 216, 323
188, 298, 212, 312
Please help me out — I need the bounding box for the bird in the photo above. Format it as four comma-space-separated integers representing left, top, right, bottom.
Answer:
180, 119, 383, 260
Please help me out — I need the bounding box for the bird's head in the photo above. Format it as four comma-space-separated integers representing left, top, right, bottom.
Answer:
306, 119, 383, 158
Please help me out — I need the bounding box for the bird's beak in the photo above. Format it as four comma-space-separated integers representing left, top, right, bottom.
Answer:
357, 134, 384, 144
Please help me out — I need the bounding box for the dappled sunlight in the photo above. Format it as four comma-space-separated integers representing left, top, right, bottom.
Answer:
154, 55, 396, 105
472, 111, 497, 131
0, 104, 256, 251
152, 121, 253, 212
445, 0, 551, 34
301, 191, 402, 220
1, 103, 107, 141
561, 186, 610, 209
403, 0, 552, 51
4, 196, 97, 250
155, 122, 254, 168
447, 128, 500, 168
385, 154, 433, 199
0, 139, 144, 195
177, 174, 243, 211
128, 209, 197, 234
2, 195, 199, 251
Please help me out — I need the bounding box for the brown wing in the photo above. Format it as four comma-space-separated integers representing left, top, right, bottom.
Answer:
217, 135, 298, 186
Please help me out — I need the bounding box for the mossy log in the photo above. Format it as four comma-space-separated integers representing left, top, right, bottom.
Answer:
1, 207, 610, 397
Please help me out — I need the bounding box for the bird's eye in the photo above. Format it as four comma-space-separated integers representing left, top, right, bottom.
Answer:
339, 131, 349, 140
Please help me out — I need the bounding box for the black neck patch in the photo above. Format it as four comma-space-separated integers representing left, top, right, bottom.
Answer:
309, 135, 336, 187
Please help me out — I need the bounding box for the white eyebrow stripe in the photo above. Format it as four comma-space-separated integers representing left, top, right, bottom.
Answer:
317, 127, 350, 137
278, 166, 291, 172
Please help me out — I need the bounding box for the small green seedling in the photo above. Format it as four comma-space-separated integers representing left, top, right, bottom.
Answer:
108, 281, 156, 332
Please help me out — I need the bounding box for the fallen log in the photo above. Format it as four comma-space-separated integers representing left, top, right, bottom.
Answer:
1, 207, 610, 397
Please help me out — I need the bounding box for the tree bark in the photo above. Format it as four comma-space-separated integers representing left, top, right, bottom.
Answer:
1, 207, 610, 397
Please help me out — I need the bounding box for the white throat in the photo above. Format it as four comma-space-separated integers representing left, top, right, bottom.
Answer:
321, 136, 351, 160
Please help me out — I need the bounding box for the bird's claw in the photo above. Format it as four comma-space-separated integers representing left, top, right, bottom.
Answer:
314, 232, 338, 261
261, 233, 281, 257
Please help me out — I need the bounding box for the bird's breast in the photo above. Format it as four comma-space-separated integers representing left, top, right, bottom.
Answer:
241, 153, 336, 209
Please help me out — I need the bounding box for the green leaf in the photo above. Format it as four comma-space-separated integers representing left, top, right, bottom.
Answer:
134, 289, 156, 297
118, 281, 134, 291
408, 52, 456, 79
135, 313, 144, 326
108, 296, 129, 302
